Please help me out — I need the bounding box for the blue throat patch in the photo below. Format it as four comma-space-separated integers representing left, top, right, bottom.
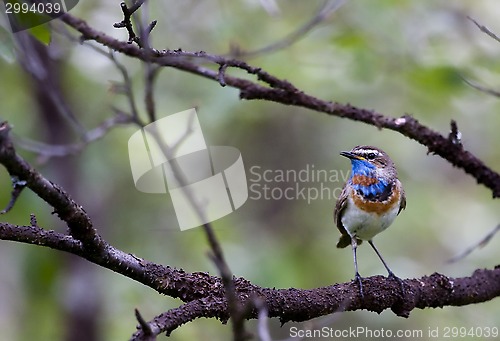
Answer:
349, 159, 390, 199
350, 159, 375, 176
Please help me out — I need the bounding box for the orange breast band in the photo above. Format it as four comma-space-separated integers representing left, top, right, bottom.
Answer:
351, 175, 378, 186
352, 186, 400, 215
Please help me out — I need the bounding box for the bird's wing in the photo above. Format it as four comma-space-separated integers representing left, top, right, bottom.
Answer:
334, 183, 352, 248
397, 180, 406, 215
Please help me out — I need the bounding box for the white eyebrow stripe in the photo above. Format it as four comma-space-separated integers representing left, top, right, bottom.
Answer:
357, 149, 381, 156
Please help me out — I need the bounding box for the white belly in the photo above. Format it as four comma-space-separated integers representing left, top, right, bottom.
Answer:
341, 195, 400, 241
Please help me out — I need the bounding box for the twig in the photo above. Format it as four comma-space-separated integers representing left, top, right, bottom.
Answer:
128, 0, 159, 123
461, 76, 500, 98
108, 51, 144, 125
134, 309, 155, 341
143, 63, 160, 123
448, 224, 500, 263
114, 0, 156, 49
130, 299, 224, 340
14, 111, 132, 159
231, 0, 346, 58
218, 63, 228, 87
114, 1, 146, 46
254, 297, 271, 341
0, 175, 27, 214
204, 222, 248, 341
145, 20, 157, 36
468, 16, 500, 44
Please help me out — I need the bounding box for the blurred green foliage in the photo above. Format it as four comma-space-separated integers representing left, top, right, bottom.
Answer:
0, 0, 499, 340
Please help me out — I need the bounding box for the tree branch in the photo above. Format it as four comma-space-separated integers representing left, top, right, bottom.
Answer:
57, 12, 500, 198
0, 122, 103, 250
2, 220, 499, 340
131, 264, 500, 339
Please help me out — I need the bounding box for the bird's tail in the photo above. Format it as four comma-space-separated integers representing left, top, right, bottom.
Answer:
336, 235, 362, 248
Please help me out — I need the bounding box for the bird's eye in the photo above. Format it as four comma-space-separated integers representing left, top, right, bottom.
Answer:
366, 153, 376, 160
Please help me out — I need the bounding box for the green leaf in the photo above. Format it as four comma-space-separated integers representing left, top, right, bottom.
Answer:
28, 25, 52, 45
27, 23, 51, 45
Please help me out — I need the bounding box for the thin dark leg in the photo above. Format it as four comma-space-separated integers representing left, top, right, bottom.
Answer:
351, 237, 364, 298
367, 240, 394, 276
368, 240, 405, 295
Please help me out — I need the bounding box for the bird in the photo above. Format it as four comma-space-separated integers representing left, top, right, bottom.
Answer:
334, 145, 406, 297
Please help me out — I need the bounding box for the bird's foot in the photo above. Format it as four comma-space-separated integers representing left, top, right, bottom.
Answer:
388, 271, 406, 296
354, 272, 364, 298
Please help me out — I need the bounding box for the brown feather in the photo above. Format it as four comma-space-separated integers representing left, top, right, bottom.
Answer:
334, 184, 363, 248
397, 180, 406, 215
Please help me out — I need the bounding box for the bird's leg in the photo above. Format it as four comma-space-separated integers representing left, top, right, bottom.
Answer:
368, 240, 405, 295
351, 237, 364, 298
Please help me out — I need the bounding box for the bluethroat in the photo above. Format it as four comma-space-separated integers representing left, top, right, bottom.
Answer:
334, 145, 406, 297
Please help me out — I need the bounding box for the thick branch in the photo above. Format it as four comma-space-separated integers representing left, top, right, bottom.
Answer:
58, 13, 500, 197
2, 221, 499, 340
134, 267, 500, 339
0, 221, 224, 301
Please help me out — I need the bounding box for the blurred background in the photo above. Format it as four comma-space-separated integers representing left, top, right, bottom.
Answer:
0, 0, 499, 340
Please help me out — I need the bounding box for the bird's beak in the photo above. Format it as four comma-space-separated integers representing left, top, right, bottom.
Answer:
340, 151, 363, 160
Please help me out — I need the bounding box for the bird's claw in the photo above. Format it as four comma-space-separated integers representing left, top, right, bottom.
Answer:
388, 271, 406, 296
354, 273, 364, 298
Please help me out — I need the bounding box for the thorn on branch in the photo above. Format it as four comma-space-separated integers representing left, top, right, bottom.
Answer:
448, 120, 463, 147
30, 213, 38, 227
0, 176, 27, 214
135, 308, 154, 337
146, 20, 157, 36
139, 20, 158, 52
